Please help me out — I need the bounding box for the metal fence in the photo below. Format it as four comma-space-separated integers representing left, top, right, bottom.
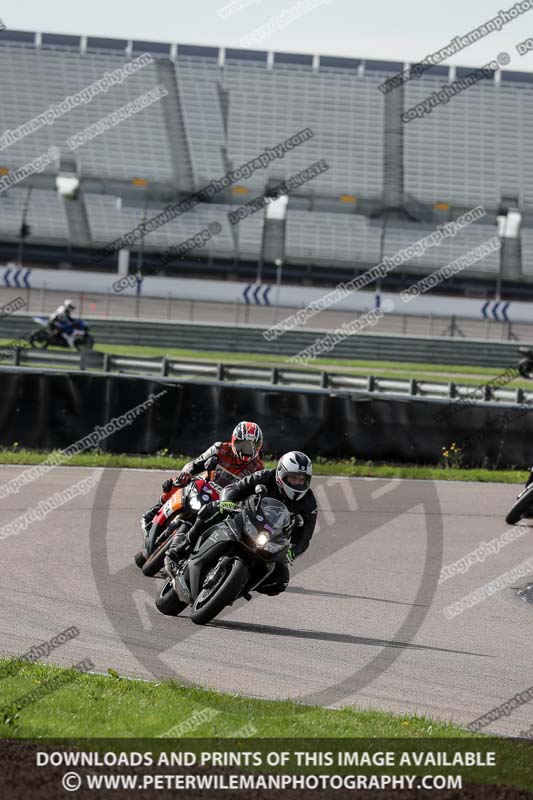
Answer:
5, 347, 531, 405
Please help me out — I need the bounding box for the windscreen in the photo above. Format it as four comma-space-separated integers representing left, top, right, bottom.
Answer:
260, 497, 290, 534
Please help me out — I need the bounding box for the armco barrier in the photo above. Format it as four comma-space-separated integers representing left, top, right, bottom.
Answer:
3, 347, 531, 405
0, 367, 531, 467
0, 314, 529, 367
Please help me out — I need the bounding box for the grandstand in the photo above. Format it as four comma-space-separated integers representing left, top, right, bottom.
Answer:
0, 29, 531, 295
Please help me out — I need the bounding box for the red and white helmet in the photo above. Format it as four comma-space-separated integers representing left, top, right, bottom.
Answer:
276, 451, 312, 501
231, 421, 263, 463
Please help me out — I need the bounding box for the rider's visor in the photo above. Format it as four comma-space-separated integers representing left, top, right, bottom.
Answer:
286, 473, 311, 489
236, 440, 255, 457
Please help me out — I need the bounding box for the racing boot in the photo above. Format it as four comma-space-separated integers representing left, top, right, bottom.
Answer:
164, 513, 211, 577
164, 529, 191, 577
164, 502, 229, 577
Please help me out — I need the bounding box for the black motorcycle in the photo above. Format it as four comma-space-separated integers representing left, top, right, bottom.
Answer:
155, 493, 291, 626
517, 347, 533, 380
505, 476, 533, 525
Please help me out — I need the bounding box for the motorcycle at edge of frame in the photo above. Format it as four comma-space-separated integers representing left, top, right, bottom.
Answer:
517, 346, 533, 380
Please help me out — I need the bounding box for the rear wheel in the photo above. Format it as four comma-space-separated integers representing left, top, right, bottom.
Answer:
506, 484, 533, 525
155, 578, 187, 616
29, 330, 49, 349
190, 558, 249, 626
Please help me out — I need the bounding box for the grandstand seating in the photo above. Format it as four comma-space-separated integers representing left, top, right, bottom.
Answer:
520, 228, 533, 277
497, 71, 533, 210
0, 35, 174, 182
404, 72, 499, 209
404, 69, 533, 211
218, 51, 383, 199
0, 188, 68, 243
383, 221, 500, 274
84, 196, 262, 260
175, 48, 226, 187
286, 212, 381, 266
1, 30, 533, 281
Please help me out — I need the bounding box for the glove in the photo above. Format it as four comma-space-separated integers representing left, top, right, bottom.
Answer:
219, 500, 237, 515
287, 548, 296, 564
176, 470, 192, 485
293, 514, 304, 528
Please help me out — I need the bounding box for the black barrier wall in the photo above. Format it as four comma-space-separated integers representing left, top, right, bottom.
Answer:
0, 368, 530, 467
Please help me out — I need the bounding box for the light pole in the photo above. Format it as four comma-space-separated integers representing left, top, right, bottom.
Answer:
135, 201, 147, 318
18, 188, 33, 267
376, 210, 389, 309
274, 257, 283, 323
496, 209, 508, 301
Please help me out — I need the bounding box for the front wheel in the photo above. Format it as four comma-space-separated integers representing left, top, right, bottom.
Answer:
506, 483, 533, 525
142, 534, 174, 577
29, 330, 49, 349
155, 578, 187, 616
190, 558, 249, 626
518, 358, 533, 380
75, 334, 94, 351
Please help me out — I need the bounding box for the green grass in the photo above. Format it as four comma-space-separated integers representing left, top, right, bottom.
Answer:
0, 447, 527, 484
0, 659, 475, 739
2, 661, 533, 790
1, 338, 529, 388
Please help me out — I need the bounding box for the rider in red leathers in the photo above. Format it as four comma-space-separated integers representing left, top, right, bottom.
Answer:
141, 421, 264, 531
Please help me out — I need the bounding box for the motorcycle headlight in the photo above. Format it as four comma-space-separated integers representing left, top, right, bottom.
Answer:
256, 532, 268, 547
189, 496, 201, 511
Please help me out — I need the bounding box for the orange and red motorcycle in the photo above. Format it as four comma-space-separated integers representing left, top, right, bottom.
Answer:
135, 474, 220, 577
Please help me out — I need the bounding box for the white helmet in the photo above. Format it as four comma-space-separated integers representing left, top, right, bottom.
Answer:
64, 299, 75, 311
276, 451, 312, 502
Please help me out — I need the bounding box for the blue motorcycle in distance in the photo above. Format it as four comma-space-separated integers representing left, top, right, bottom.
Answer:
29, 316, 94, 351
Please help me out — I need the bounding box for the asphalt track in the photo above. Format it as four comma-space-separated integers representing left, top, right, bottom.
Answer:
1, 464, 533, 737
